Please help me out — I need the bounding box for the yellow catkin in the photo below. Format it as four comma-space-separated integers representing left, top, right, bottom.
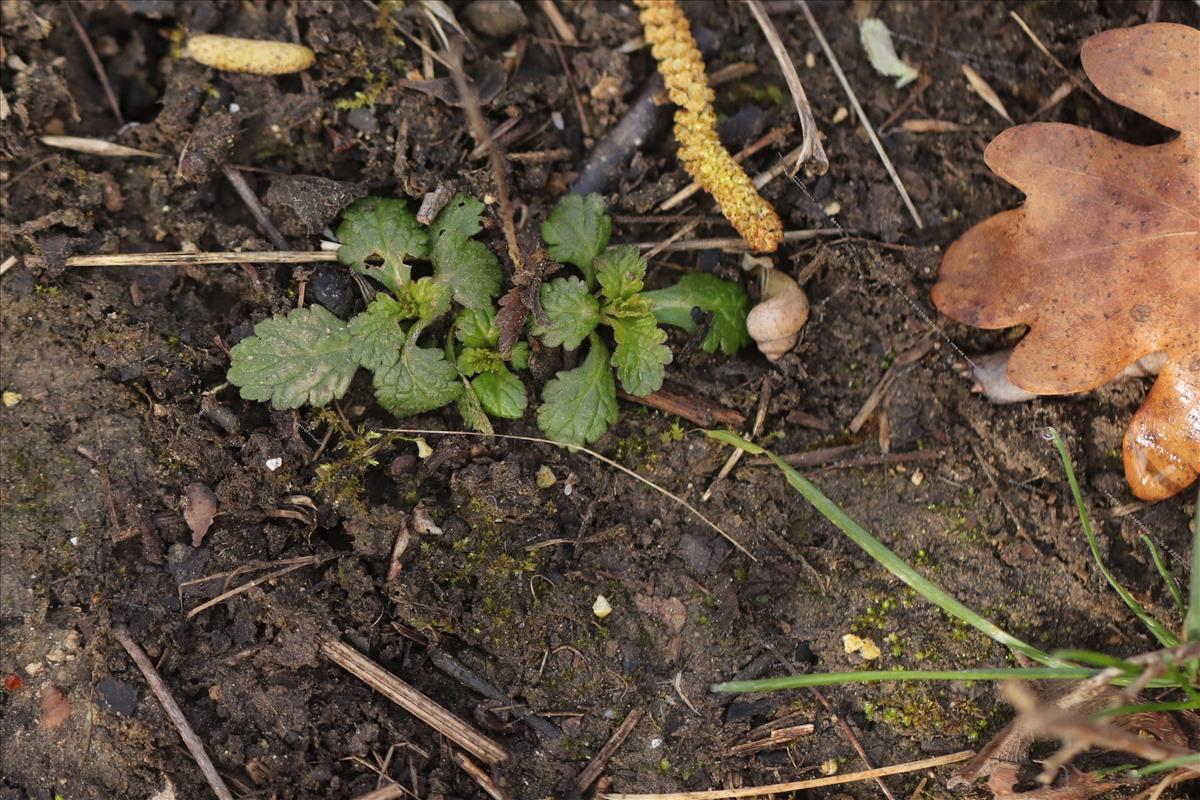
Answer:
185, 34, 315, 75
635, 0, 783, 252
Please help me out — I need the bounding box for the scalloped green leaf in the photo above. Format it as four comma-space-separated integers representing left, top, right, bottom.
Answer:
336, 197, 429, 295
533, 276, 601, 350
537, 334, 618, 445
611, 314, 671, 396
347, 296, 406, 370
644, 273, 750, 355
228, 306, 357, 409
542, 193, 611, 285
373, 343, 462, 417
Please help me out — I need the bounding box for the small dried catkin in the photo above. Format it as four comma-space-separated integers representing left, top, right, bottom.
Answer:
186, 34, 315, 75
635, 0, 783, 252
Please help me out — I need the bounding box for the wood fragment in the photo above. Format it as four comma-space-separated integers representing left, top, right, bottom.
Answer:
453, 751, 511, 800
703, 377, 771, 501
898, 119, 966, 133
746, 0, 827, 175
631, 229, 842, 253
506, 147, 572, 163
574, 708, 645, 793
319, 634, 509, 766
809, 685, 896, 800
617, 382, 745, 428
602, 751, 975, 799
961, 64, 1013, 123
427, 648, 562, 742
186, 555, 335, 620
0, 255, 17, 276
352, 786, 407, 800
797, 0, 924, 229
728, 723, 814, 755
40, 136, 164, 159
848, 338, 934, 433
112, 626, 234, 800
1009, 11, 1102, 105
537, 0, 577, 43
64, 3, 123, 124
416, 183, 454, 224
66, 251, 337, 268
221, 165, 290, 250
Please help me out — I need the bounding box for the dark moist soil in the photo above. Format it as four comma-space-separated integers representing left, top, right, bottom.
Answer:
2, 1, 1197, 798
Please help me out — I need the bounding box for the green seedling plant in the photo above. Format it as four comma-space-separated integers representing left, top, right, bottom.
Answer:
706, 427, 1199, 775
228, 194, 524, 430
534, 194, 750, 444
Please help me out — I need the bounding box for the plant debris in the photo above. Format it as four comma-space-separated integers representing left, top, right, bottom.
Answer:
933, 23, 1200, 500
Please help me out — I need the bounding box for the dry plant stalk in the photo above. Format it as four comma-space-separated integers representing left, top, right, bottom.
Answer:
635, 0, 784, 252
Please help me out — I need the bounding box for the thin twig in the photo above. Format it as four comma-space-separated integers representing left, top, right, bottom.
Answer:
221, 165, 291, 250
427, 648, 562, 742
537, 0, 577, 43
746, 0, 826, 176
632, 229, 842, 253
66, 251, 336, 268
1008, 11, 1102, 105
602, 751, 975, 799
64, 3, 123, 125
616, 382, 745, 428
319, 634, 509, 766
40, 136, 164, 159
575, 708, 645, 793
796, 0, 924, 229
382, 427, 756, 561
810, 687, 896, 800
112, 626, 233, 800
453, 751, 511, 800
661, 127, 790, 211
702, 377, 771, 501
186, 555, 335, 620
444, 38, 523, 272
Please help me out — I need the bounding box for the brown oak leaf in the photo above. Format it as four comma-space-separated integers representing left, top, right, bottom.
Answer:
933, 23, 1200, 500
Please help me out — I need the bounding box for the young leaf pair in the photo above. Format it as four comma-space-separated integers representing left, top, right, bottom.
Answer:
534, 194, 750, 444
228, 195, 521, 427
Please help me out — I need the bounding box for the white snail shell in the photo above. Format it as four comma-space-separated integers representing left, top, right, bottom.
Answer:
746, 268, 808, 361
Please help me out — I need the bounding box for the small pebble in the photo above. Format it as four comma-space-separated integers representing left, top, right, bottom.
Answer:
265, 457, 283, 471
563, 484, 573, 496
910, 468, 924, 486
650, 737, 663, 749
463, 0, 528, 39
831, 106, 849, 124
2, 391, 21, 407
592, 595, 612, 619
805, 52, 817, 69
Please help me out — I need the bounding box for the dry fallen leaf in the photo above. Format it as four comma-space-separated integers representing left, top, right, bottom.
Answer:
183, 482, 218, 547
933, 23, 1200, 500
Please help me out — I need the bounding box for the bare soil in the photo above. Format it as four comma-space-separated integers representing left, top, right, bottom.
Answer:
2, 1, 1196, 799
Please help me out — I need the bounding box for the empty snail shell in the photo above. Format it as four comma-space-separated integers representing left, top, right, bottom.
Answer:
746, 268, 808, 361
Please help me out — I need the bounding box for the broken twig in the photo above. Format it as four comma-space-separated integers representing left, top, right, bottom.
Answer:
112, 625, 234, 800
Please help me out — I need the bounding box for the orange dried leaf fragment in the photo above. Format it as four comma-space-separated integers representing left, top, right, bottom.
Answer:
932, 23, 1200, 501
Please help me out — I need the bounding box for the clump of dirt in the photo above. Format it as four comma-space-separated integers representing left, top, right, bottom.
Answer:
2, 2, 1197, 799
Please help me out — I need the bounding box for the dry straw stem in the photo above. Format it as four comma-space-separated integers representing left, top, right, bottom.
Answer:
745, 0, 828, 176
797, 0, 925, 230
602, 750, 974, 799
112, 626, 234, 800
635, 0, 784, 252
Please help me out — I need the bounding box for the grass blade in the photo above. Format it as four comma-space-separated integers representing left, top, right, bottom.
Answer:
1045, 428, 1178, 648
1142, 534, 1185, 618
1187, 487, 1200, 644
706, 430, 1060, 666
711, 667, 1099, 693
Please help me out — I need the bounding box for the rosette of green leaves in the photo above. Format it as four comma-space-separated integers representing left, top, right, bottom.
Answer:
228, 195, 503, 419
532, 194, 751, 445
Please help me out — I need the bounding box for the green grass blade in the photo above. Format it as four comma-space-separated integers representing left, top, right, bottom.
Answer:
1142, 534, 1185, 618
1130, 752, 1200, 778
1045, 428, 1178, 648
1187, 486, 1200, 644
706, 430, 1060, 667
711, 667, 1099, 693
1049, 649, 1140, 673
1094, 699, 1200, 718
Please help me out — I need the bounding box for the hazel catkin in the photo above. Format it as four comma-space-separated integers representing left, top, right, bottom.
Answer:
635, 0, 783, 252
